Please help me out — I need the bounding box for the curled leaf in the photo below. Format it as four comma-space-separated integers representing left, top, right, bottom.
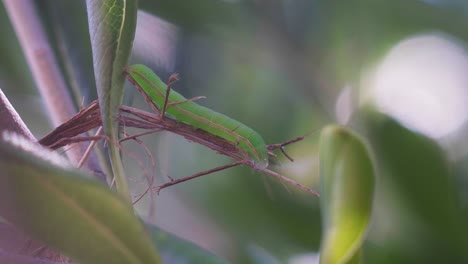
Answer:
319, 125, 374, 264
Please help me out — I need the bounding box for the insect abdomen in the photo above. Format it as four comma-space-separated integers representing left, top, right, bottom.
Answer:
126, 64, 269, 168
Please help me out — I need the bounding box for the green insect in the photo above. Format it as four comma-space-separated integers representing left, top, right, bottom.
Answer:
125, 64, 269, 169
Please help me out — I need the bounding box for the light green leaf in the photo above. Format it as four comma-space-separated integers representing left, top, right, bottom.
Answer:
0, 132, 161, 264
147, 224, 228, 264
319, 125, 375, 264
86, 0, 137, 198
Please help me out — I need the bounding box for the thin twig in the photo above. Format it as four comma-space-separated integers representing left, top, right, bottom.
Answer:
258, 168, 319, 197
38, 101, 320, 196
160, 73, 179, 119
267, 130, 319, 162
155, 161, 244, 194
78, 127, 103, 168
120, 131, 157, 205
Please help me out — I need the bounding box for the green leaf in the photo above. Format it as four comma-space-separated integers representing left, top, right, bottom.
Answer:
319, 125, 375, 264
86, 0, 138, 199
0, 132, 161, 264
147, 224, 228, 264
362, 111, 468, 262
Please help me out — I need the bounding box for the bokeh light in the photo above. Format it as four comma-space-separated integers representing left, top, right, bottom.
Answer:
368, 33, 468, 138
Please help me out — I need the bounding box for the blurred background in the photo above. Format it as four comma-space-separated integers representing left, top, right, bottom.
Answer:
1, 0, 468, 263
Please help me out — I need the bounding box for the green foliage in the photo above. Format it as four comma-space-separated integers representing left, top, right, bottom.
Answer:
361, 111, 468, 263
86, 0, 137, 199
0, 133, 161, 264
149, 224, 228, 264
138, 0, 240, 31
1, 0, 468, 263
319, 125, 375, 264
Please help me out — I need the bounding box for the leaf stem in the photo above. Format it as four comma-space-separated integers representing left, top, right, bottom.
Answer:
109, 132, 131, 201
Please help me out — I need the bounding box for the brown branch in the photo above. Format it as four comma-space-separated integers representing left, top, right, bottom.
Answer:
39, 101, 101, 148
38, 101, 319, 196
0, 89, 35, 141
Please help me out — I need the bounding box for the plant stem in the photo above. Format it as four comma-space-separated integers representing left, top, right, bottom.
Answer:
0, 89, 35, 141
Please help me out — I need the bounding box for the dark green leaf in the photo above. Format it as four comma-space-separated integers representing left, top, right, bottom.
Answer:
139, 0, 240, 32
148, 224, 228, 264
362, 111, 468, 263
0, 133, 161, 264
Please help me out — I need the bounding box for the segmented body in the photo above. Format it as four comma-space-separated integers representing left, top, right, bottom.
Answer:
126, 64, 268, 169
